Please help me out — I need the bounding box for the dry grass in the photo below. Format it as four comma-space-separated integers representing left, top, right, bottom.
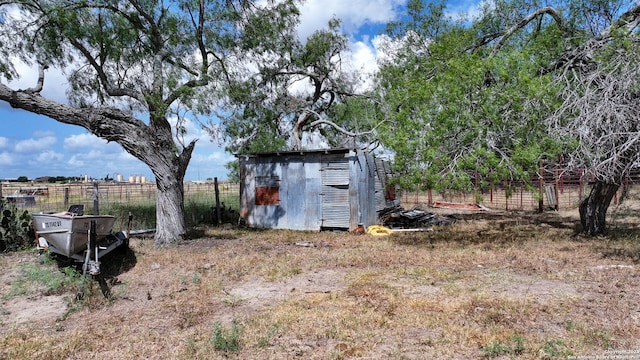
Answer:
2, 209, 640, 359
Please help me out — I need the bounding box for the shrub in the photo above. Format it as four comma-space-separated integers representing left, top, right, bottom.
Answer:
0, 201, 35, 252
211, 320, 242, 353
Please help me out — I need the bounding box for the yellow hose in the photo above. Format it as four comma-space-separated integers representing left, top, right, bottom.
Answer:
366, 225, 393, 236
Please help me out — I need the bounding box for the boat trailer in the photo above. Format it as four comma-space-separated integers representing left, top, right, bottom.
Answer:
33, 206, 129, 276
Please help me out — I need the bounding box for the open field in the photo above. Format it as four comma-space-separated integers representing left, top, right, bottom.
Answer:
2, 206, 640, 359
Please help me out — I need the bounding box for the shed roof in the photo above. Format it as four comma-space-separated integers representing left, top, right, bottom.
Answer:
235, 148, 353, 159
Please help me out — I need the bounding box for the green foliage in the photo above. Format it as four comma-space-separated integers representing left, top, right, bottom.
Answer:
540, 340, 573, 359
375, 0, 569, 193
225, 160, 240, 183
222, 11, 357, 153
480, 335, 525, 358
211, 320, 242, 353
256, 323, 281, 348
2, 262, 84, 300
0, 201, 34, 252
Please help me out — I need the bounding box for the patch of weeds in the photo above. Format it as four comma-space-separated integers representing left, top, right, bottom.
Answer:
256, 323, 281, 348
564, 320, 575, 332
211, 320, 242, 353
223, 293, 245, 308
186, 337, 198, 355
540, 340, 573, 359
2, 263, 85, 300
480, 335, 525, 358
191, 273, 201, 284
0, 306, 9, 316
580, 327, 613, 348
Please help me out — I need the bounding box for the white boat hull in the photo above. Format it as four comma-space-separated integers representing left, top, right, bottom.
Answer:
32, 213, 116, 258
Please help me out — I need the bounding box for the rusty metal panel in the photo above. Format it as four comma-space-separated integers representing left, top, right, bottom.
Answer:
255, 186, 279, 205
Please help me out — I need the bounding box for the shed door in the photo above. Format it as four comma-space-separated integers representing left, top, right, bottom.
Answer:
321, 158, 350, 228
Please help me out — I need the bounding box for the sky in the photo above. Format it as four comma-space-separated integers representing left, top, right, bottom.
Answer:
0, 0, 482, 182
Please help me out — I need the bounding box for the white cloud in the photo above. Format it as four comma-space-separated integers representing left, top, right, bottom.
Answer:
297, 0, 406, 40
0, 137, 8, 149
67, 154, 84, 168
63, 133, 108, 150
14, 135, 56, 153
6, 60, 70, 103
446, 0, 492, 21
0, 152, 12, 165
348, 39, 380, 91
35, 150, 64, 162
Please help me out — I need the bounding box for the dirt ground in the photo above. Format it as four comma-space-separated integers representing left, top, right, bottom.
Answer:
2, 203, 640, 359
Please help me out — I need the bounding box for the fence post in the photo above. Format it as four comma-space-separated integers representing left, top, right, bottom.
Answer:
214, 177, 222, 225
64, 187, 69, 209
93, 182, 99, 215
538, 160, 544, 212
554, 166, 560, 210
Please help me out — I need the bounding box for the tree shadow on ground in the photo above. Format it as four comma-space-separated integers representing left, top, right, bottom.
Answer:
594, 227, 640, 264
392, 210, 580, 248
49, 243, 137, 298
447, 209, 578, 229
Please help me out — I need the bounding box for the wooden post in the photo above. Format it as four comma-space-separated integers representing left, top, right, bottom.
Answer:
538, 160, 544, 212
93, 182, 99, 215
214, 177, 222, 225
490, 181, 494, 205
64, 187, 69, 209
520, 186, 523, 209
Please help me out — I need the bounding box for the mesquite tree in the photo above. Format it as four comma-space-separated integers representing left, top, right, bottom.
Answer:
221, 18, 373, 155
376, 0, 563, 192
0, 0, 299, 245
376, 0, 640, 234
550, 23, 640, 234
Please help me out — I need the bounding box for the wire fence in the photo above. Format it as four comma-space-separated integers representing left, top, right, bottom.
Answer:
401, 165, 640, 211
3, 164, 639, 226
0, 180, 240, 230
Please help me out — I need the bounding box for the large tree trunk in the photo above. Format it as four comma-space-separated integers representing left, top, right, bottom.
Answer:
579, 180, 619, 235
144, 124, 195, 247
154, 170, 187, 246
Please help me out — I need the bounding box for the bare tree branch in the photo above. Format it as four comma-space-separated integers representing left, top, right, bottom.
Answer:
490, 6, 568, 57
18, 63, 47, 94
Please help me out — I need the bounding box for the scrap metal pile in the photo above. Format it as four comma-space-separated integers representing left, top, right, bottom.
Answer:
379, 206, 457, 229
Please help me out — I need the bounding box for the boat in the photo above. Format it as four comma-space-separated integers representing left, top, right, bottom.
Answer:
33, 209, 128, 275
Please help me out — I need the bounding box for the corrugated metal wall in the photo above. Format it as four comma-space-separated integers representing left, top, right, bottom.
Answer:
320, 153, 350, 228
238, 149, 394, 231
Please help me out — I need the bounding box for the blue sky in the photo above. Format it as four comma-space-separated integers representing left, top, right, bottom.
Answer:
0, 0, 481, 181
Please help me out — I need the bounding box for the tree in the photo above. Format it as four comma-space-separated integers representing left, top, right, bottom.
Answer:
220, 17, 369, 155
0, 0, 299, 245
548, 4, 640, 234
376, 0, 563, 192
376, 0, 640, 234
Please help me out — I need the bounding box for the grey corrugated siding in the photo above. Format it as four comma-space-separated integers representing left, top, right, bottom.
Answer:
238, 149, 394, 232
321, 154, 350, 228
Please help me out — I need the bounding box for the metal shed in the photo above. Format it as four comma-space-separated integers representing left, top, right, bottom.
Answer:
237, 148, 397, 231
